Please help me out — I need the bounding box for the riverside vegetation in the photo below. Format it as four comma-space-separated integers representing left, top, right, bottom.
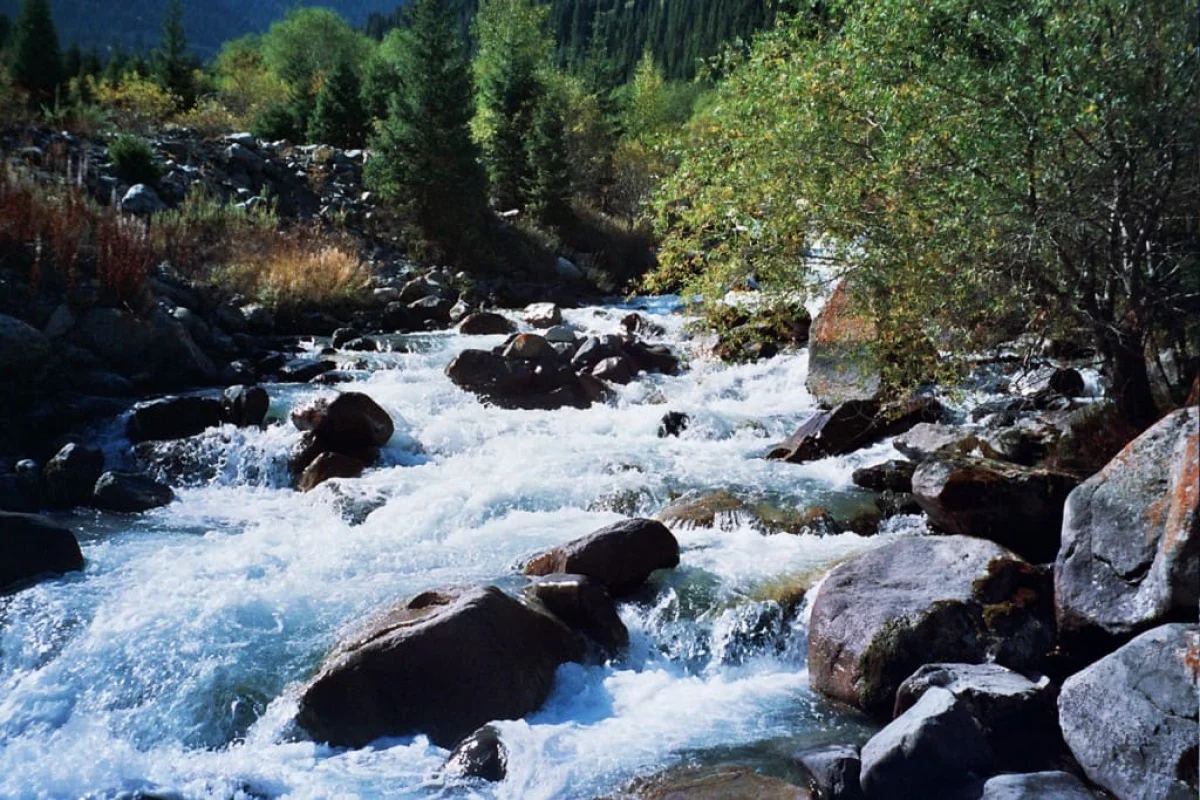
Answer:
0, 0, 1197, 799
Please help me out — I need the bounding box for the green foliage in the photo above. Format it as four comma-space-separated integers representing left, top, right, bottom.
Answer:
366, 0, 487, 257
525, 91, 572, 226
260, 7, 370, 97
107, 133, 163, 185
12, 0, 64, 106
251, 99, 303, 142
472, 0, 554, 209
153, 0, 196, 109
360, 28, 408, 122
307, 57, 368, 148
651, 0, 1200, 422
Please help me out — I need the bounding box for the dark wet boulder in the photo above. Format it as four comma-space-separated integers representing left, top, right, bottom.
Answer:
330, 327, 359, 349
502, 333, 558, 362
1058, 623, 1199, 800
446, 349, 590, 410
860, 687, 995, 798
570, 335, 624, 372
622, 340, 681, 376
408, 295, 455, 327
126, 396, 224, 443
528, 573, 629, 656
591, 356, 635, 384
220, 385, 270, 428
658, 411, 689, 438
0, 471, 39, 512
620, 312, 666, 339
796, 745, 863, 800
976, 772, 1097, 800
276, 358, 337, 383
1048, 367, 1086, 398
622, 765, 813, 800
767, 398, 942, 463
807, 536, 1053, 716
806, 282, 881, 407
524, 518, 680, 596
894, 663, 1058, 772
1055, 407, 1199, 650
342, 337, 378, 353
296, 585, 582, 748
444, 725, 507, 782
912, 455, 1079, 563
0, 511, 84, 594
42, 443, 105, 509
298, 452, 366, 492
291, 392, 394, 450
852, 460, 916, 493
0, 313, 51, 375
92, 472, 175, 512
458, 312, 516, 336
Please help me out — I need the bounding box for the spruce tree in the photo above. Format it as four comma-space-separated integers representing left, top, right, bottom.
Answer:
307, 58, 368, 148
0, 14, 11, 50
525, 95, 572, 227
63, 42, 81, 78
365, 0, 486, 252
154, 0, 195, 109
12, 0, 63, 106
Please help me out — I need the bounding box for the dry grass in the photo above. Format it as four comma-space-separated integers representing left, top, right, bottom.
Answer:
0, 166, 153, 307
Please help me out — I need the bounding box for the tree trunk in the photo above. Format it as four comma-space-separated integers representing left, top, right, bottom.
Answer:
1098, 327, 1159, 430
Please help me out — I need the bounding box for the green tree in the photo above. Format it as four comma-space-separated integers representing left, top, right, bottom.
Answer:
365, 0, 487, 254
11, 0, 64, 106
361, 27, 408, 122
651, 0, 1200, 425
307, 57, 369, 148
154, 0, 196, 109
525, 91, 572, 226
0, 14, 11, 50
63, 42, 81, 78
472, 0, 554, 209
261, 8, 369, 96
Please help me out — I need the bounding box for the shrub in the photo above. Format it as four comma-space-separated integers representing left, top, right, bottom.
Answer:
251, 99, 303, 142
174, 97, 239, 138
107, 134, 162, 186
92, 73, 177, 132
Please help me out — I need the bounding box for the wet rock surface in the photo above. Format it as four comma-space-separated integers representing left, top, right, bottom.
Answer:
0, 511, 84, 594
524, 518, 680, 596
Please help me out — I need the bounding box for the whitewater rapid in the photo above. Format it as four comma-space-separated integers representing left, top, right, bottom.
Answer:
1, 298, 912, 799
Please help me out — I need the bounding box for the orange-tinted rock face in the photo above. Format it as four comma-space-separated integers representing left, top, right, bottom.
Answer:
806, 282, 881, 407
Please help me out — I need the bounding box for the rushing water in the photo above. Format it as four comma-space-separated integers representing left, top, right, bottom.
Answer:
0, 298, 915, 799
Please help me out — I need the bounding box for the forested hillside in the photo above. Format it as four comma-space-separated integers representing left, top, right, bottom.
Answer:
0, 0, 396, 55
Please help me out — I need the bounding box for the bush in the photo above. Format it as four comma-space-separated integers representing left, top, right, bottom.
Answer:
251, 99, 303, 142
93, 73, 177, 132
174, 97, 239, 138
107, 134, 162, 185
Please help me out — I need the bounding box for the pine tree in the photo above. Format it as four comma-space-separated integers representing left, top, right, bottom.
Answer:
365, 0, 487, 253
81, 46, 103, 78
0, 14, 11, 50
307, 58, 368, 148
12, 0, 64, 106
525, 95, 572, 227
63, 42, 82, 78
473, 0, 553, 210
154, 0, 195, 109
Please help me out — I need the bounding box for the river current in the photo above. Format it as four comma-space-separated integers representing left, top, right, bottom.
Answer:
1, 297, 914, 799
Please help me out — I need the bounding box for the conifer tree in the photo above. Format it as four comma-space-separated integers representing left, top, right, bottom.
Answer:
365, 0, 486, 252
0, 14, 11, 50
155, 0, 195, 108
12, 0, 64, 106
307, 58, 368, 148
473, 0, 553, 210
63, 42, 81, 78
525, 95, 572, 227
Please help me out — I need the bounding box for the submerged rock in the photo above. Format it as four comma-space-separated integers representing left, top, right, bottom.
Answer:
523, 518, 680, 596
621, 765, 812, 800
851, 460, 916, 493
807, 536, 1053, 716
912, 455, 1079, 563
92, 472, 175, 513
796, 745, 863, 800
658, 411, 689, 438
1055, 407, 1199, 651
276, 358, 336, 383
0, 511, 84, 594
296, 585, 581, 748
1058, 623, 1199, 800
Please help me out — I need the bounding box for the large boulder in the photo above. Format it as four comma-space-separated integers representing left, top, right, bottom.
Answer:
1055, 407, 1199, 649
796, 745, 863, 800
894, 663, 1058, 772
1058, 623, 1199, 800
622, 765, 812, 800
767, 398, 942, 463
126, 396, 224, 443
912, 455, 1079, 563
806, 282, 881, 407
527, 573, 629, 656
92, 471, 175, 513
291, 392, 394, 450
808, 536, 1053, 716
852, 460, 916, 493
458, 312, 516, 336
523, 302, 562, 328
976, 772, 1097, 800
523, 518, 680, 596
0, 313, 51, 375
860, 687, 995, 798
297, 452, 366, 492
0, 511, 84, 594
42, 443, 105, 509
444, 725, 507, 782
445, 349, 589, 411
120, 184, 167, 215
893, 423, 980, 461
73, 308, 216, 386
220, 385, 270, 428
296, 585, 582, 748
